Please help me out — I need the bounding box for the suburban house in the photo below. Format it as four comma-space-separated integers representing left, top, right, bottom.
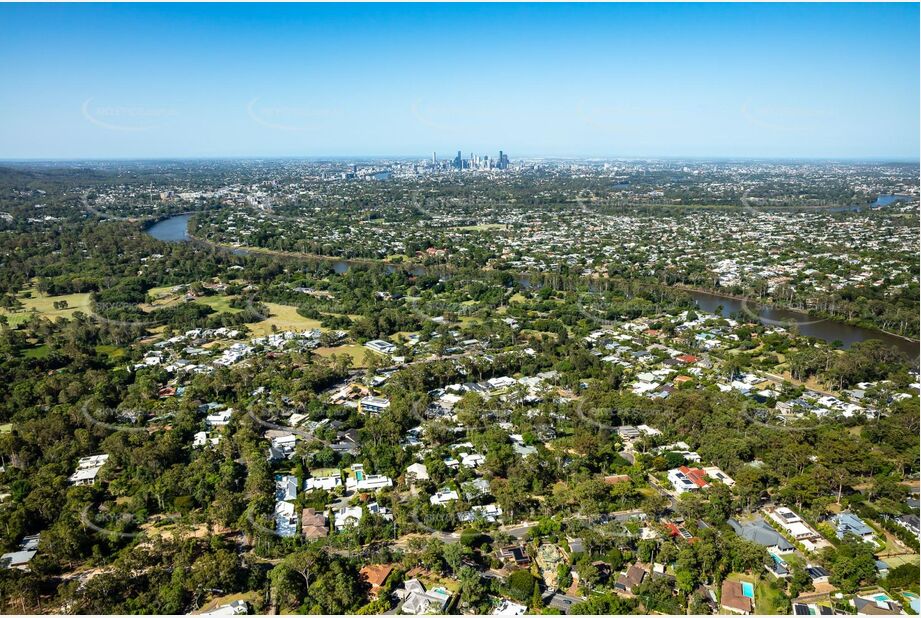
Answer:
458, 504, 502, 524
853, 595, 904, 615
267, 433, 297, 462
397, 578, 452, 615
304, 471, 342, 492
301, 508, 328, 540
728, 517, 795, 554
68, 454, 109, 486
497, 545, 530, 567
766, 506, 831, 551
334, 505, 364, 530
492, 600, 527, 616
430, 488, 459, 506
832, 512, 876, 543
345, 464, 393, 493
193, 431, 221, 449
667, 466, 709, 494
405, 462, 429, 484
614, 563, 647, 595
703, 466, 735, 488
720, 580, 753, 615
0, 534, 39, 571
805, 565, 830, 584
365, 339, 396, 355
895, 514, 920, 537
792, 603, 835, 615
198, 600, 250, 616
360, 563, 393, 598
273, 501, 297, 537
275, 475, 298, 501
358, 396, 391, 415
205, 409, 233, 428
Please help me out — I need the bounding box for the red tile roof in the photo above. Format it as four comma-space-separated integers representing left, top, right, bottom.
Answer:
679, 466, 709, 488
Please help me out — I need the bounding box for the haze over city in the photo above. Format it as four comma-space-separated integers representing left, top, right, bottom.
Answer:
0, 2, 918, 160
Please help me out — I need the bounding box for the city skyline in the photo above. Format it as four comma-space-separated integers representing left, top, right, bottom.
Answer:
0, 3, 918, 160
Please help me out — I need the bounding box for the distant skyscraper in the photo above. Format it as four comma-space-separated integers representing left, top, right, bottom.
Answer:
454, 150, 463, 170
498, 150, 510, 170
432, 152, 436, 165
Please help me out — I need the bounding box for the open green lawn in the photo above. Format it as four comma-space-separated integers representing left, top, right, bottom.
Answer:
147, 284, 186, 298
22, 344, 52, 359
193, 295, 242, 314
451, 223, 507, 232
246, 302, 325, 337
308, 467, 340, 477
313, 344, 370, 368
1, 287, 93, 327
880, 553, 920, 568
95, 344, 127, 359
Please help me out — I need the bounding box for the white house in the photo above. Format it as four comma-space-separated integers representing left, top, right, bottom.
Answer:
304, 472, 342, 492
365, 339, 396, 355
68, 454, 109, 486
205, 409, 233, 427
346, 464, 393, 492
334, 505, 364, 530
430, 489, 459, 506
359, 396, 391, 415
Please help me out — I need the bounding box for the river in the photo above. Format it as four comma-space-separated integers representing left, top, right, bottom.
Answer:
146, 214, 919, 357
145, 214, 192, 242
687, 289, 917, 357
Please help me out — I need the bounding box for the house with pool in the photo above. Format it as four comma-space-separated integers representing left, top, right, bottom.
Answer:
720, 580, 754, 615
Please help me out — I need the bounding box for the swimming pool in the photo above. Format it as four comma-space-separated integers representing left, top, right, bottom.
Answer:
741, 582, 755, 599
872, 594, 893, 603
903, 592, 920, 614
355, 470, 365, 481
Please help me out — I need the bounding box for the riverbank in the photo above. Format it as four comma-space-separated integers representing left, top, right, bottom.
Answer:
145, 214, 919, 356
672, 284, 920, 346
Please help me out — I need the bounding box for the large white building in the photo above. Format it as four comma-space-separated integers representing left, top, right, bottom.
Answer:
345, 464, 393, 492
68, 454, 109, 486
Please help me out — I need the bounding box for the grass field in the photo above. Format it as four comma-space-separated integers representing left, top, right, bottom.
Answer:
95, 344, 127, 359
882, 553, 920, 568
22, 344, 52, 358
308, 467, 341, 478
313, 344, 370, 367
246, 302, 324, 337
193, 295, 243, 314
1, 288, 93, 327
452, 223, 507, 232
147, 284, 186, 298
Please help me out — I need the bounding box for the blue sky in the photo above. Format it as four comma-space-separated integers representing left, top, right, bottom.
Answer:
0, 3, 917, 160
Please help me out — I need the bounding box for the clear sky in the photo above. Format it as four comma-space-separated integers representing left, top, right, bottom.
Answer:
0, 3, 918, 160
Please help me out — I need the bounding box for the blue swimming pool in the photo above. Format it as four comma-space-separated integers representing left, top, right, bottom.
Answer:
741, 582, 755, 599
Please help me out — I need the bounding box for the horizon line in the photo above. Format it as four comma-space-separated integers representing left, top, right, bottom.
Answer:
1, 154, 919, 164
